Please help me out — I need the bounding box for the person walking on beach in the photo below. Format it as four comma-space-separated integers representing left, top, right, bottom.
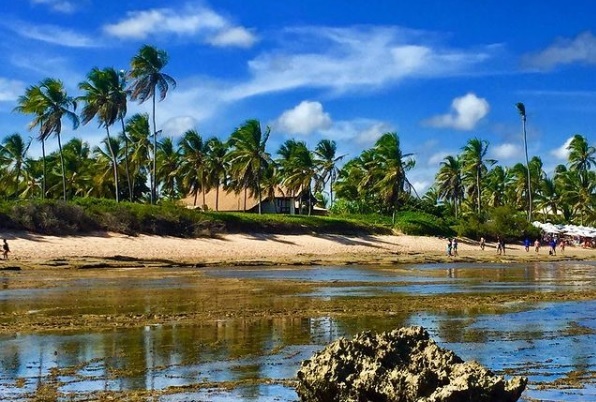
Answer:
496, 236, 503, 255
534, 238, 541, 253
446, 238, 453, 257
452, 238, 458, 256
480, 237, 485, 250
549, 238, 557, 256
524, 237, 530, 252
2, 239, 9, 260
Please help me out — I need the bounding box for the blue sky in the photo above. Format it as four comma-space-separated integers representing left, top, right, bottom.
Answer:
0, 0, 595, 193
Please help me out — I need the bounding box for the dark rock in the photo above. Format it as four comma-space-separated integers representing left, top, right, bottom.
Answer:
296, 326, 527, 402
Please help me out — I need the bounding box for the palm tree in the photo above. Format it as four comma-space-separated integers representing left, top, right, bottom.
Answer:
34, 78, 79, 200
227, 119, 272, 214
178, 130, 209, 208
124, 113, 151, 201
79, 67, 123, 202
314, 139, 344, 208
13, 84, 48, 198
461, 138, 495, 216
369, 132, 415, 223
567, 134, 595, 183
205, 137, 228, 211
435, 155, 464, 218
277, 140, 317, 215
156, 137, 181, 199
516, 102, 532, 221
129, 45, 176, 204
0, 133, 31, 198
115, 70, 133, 201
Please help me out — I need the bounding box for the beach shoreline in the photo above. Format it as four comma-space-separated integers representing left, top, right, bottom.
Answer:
1, 231, 594, 269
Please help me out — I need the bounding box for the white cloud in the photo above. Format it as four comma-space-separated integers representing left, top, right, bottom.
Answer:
0, 78, 25, 102
275, 101, 332, 135
427, 151, 450, 166
208, 27, 257, 48
522, 31, 596, 71
162, 116, 198, 138
225, 26, 492, 100
103, 5, 257, 48
491, 143, 521, 160
5, 22, 99, 48
551, 136, 574, 160
30, 0, 82, 13
424, 93, 489, 130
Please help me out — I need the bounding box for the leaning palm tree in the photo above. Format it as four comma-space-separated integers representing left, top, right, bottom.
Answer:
227, 119, 272, 214
32, 78, 79, 201
79, 67, 123, 202
129, 45, 176, 204
516, 102, 532, 221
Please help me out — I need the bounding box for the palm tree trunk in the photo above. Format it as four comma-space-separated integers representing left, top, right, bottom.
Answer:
105, 126, 119, 203
476, 169, 481, 215
57, 134, 67, 201
522, 117, 532, 221
41, 138, 46, 200
120, 117, 133, 202
215, 183, 220, 211
151, 96, 157, 205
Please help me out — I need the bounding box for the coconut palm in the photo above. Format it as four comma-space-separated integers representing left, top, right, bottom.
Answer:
124, 113, 151, 201
205, 137, 229, 211
33, 78, 79, 201
79, 67, 124, 202
156, 137, 181, 200
516, 102, 532, 221
435, 155, 464, 218
178, 130, 209, 208
277, 140, 317, 215
0, 133, 31, 198
460, 138, 495, 216
227, 119, 272, 214
314, 139, 344, 208
13, 84, 48, 198
115, 69, 133, 201
567, 134, 595, 185
129, 45, 176, 204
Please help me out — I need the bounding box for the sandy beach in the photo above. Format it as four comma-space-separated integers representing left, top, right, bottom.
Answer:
1, 231, 594, 266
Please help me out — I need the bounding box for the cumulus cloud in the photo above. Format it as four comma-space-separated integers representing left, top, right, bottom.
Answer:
103, 5, 256, 47
225, 26, 492, 100
424, 93, 489, 130
491, 143, 521, 160
427, 151, 451, 166
274, 101, 332, 135
522, 31, 596, 70
551, 136, 574, 160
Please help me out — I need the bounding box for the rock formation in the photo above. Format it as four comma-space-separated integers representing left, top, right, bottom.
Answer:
296, 326, 527, 402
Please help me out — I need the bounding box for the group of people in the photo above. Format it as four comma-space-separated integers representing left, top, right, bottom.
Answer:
477, 235, 567, 256
446, 238, 459, 256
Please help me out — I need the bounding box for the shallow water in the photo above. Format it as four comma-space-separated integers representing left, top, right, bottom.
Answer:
0, 261, 594, 401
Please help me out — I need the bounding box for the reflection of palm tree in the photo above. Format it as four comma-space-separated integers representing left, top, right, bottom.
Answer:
129, 45, 176, 204
516, 102, 532, 221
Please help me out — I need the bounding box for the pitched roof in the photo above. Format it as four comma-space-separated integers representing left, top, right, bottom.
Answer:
180, 186, 293, 211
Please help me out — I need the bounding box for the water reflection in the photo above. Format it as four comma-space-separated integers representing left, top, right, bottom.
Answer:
0, 261, 594, 401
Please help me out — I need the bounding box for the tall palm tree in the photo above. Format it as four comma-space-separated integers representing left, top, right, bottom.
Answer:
129, 45, 176, 204
125, 113, 152, 201
79, 67, 123, 202
205, 137, 229, 211
178, 130, 208, 207
278, 140, 317, 215
227, 119, 272, 214
435, 155, 464, 218
156, 137, 181, 200
461, 137, 495, 216
314, 139, 344, 208
0, 133, 31, 198
516, 102, 532, 221
92, 136, 123, 198
13, 84, 48, 198
33, 78, 79, 200
115, 69, 133, 201
567, 134, 595, 183
369, 132, 415, 223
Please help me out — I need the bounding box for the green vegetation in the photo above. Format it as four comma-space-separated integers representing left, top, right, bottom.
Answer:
1, 44, 594, 242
